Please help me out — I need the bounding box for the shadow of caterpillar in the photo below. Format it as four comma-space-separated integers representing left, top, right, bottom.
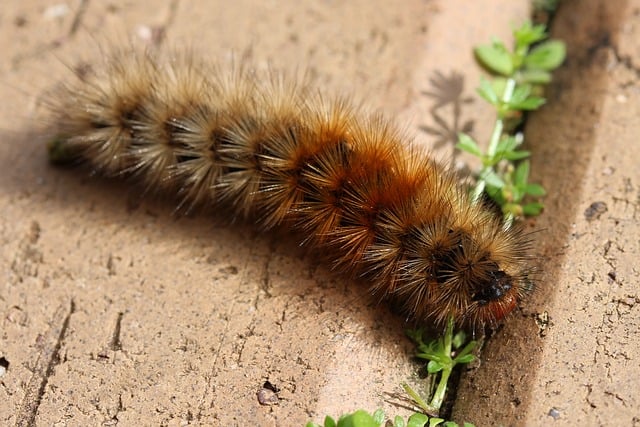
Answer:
46, 49, 533, 329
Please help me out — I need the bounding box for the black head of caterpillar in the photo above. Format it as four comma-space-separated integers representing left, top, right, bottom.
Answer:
359, 172, 533, 328
44, 49, 534, 330
401, 222, 532, 327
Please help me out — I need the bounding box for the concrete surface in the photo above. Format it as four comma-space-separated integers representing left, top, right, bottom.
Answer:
0, 0, 638, 426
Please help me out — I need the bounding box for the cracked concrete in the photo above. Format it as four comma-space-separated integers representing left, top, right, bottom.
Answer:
15, 300, 74, 427
1, 0, 639, 426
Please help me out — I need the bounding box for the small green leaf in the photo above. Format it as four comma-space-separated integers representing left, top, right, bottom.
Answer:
509, 96, 546, 110
513, 21, 547, 48
510, 84, 532, 104
324, 415, 337, 427
501, 150, 531, 161
454, 354, 475, 364
451, 330, 467, 349
428, 418, 445, 427
513, 186, 525, 203
393, 415, 406, 427
523, 202, 544, 216
456, 133, 483, 157
481, 169, 506, 188
525, 40, 566, 70
525, 183, 546, 196
407, 413, 429, 427
475, 42, 514, 75
372, 409, 385, 425
485, 184, 505, 203
306, 422, 321, 427
506, 85, 546, 110
416, 351, 435, 361
496, 135, 520, 152
337, 410, 379, 427
514, 160, 531, 186
427, 360, 443, 374
491, 77, 508, 100
456, 340, 478, 359
518, 69, 552, 84
476, 78, 499, 105
462, 423, 476, 427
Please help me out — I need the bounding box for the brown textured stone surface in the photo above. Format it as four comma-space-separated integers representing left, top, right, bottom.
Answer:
0, 1, 638, 426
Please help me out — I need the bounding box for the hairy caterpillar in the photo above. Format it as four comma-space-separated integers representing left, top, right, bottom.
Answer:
45, 49, 532, 328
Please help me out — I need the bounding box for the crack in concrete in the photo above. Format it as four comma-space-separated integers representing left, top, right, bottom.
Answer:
605, 390, 628, 407
260, 250, 273, 299
107, 393, 125, 425
194, 240, 268, 419
110, 312, 124, 351
195, 304, 234, 419
244, 241, 274, 310
233, 323, 256, 366
584, 383, 597, 409
14, 300, 75, 427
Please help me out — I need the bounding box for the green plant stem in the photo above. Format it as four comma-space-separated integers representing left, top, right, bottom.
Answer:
403, 316, 457, 416
473, 77, 517, 202
429, 364, 452, 411
402, 383, 438, 416
428, 316, 455, 410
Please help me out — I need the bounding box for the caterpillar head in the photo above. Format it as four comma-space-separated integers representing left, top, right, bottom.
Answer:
395, 217, 533, 329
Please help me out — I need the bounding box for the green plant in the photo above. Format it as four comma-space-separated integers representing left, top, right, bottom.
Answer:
457, 21, 565, 223
403, 317, 477, 416
305, 317, 476, 427
305, 408, 474, 427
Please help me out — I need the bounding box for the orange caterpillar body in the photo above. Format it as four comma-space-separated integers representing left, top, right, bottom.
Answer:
47, 50, 532, 328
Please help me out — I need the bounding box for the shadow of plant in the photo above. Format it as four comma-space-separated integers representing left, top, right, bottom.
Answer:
420, 71, 475, 163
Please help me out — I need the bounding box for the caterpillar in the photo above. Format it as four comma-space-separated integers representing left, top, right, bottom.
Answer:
45, 49, 532, 328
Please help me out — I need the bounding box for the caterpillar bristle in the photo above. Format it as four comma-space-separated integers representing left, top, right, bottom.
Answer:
44, 48, 533, 329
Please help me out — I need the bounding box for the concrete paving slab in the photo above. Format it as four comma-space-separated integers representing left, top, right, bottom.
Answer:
1, 0, 638, 426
